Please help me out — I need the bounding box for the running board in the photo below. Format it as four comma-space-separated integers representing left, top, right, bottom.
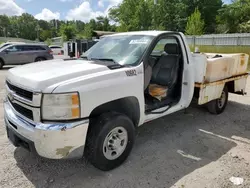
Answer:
146, 105, 171, 115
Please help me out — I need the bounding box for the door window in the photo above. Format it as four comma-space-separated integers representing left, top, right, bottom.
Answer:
4, 46, 22, 52
151, 38, 178, 56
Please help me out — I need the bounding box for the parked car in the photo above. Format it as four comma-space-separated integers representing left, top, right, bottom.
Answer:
49, 45, 64, 55
0, 42, 26, 50
0, 43, 53, 69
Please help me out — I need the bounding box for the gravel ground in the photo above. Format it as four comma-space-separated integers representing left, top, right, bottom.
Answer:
1, 67, 250, 188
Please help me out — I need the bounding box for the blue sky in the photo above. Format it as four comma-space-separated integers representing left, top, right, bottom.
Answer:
0, 0, 230, 22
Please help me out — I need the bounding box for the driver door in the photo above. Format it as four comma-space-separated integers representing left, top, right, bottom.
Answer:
144, 33, 194, 119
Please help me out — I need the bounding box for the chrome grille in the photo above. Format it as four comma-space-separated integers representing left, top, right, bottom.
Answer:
6, 81, 33, 101
9, 100, 34, 120
5, 80, 42, 122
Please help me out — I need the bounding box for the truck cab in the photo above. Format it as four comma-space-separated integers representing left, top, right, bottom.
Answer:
3, 31, 248, 171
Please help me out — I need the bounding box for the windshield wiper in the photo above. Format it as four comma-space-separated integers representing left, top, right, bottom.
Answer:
90, 58, 117, 64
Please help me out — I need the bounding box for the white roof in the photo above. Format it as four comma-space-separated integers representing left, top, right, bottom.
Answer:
111, 30, 174, 37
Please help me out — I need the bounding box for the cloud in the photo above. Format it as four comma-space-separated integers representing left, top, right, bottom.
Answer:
223, 0, 231, 4
65, 0, 123, 22
66, 1, 104, 22
35, 8, 60, 21
98, 0, 122, 8
98, 1, 104, 8
98, 0, 122, 16
0, 0, 25, 16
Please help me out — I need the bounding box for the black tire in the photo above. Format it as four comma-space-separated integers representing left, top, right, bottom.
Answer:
85, 112, 135, 171
207, 85, 228, 114
0, 59, 4, 69
35, 57, 46, 62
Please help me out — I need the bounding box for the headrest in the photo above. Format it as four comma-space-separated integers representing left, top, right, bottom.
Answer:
164, 43, 179, 54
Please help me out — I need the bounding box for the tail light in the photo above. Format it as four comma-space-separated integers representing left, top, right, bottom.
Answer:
49, 49, 53, 55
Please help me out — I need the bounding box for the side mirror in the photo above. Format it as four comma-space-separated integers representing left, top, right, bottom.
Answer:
4, 49, 10, 54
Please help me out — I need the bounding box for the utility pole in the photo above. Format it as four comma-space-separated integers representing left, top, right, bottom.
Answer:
153, 0, 158, 30
3, 27, 6, 38
35, 25, 40, 41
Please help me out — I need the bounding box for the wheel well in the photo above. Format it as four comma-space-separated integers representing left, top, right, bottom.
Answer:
0, 57, 5, 64
35, 57, 46, 60
226, 81, 234, 93
89, 97, 140, 127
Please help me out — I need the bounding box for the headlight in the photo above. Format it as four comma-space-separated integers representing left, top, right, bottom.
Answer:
42, 93, 80, 120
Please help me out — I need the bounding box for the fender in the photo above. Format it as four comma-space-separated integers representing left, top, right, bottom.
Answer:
89, 97, 140, 127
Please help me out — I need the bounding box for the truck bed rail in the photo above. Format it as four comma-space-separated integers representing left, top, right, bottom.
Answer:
195, 73, 249, 88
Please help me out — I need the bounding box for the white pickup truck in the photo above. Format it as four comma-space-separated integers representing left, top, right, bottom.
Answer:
4, 31, 248, 171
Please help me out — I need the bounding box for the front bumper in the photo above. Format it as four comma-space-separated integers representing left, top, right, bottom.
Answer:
4, 100, 89, 159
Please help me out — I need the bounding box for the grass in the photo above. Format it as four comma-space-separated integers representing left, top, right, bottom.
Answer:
190, 45, 250, 69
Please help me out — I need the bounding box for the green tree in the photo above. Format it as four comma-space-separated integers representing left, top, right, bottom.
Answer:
96, 16, 111, 31
109, 0, 151, 31
8, 16, 20, 38
40, 30, 52, 41
45, 38, 52, 46
89, 19, 97, 30
18, 13, 38, 40
217, 0, 250, 33
136, 0, 152, 30
83, 24, 93, 39
151, 0, 187, 31
109, 0, 187, 32
0, 15, 10, 37
183, 0, 223, 33
109, 7, 120, 23
239, 21, 250, 33
185, 8, 205, 35
60, 24, 77, 41
76, 20, 85, 32
38, 20, 50, 30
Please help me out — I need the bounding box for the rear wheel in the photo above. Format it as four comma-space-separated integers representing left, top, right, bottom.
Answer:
85, 112, 135, 171
0, 59, 4, 69
35, 57, 46, 62
207, 86, 228, 114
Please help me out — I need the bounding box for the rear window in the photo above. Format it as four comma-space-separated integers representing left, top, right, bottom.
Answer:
33, 46, 46, 51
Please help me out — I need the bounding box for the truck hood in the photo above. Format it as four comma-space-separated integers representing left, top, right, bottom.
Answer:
7, 59, 110, 92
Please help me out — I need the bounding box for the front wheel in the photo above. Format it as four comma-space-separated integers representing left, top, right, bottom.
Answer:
0, 59, 4, 69
35, 57, 46, 62
207, 85, 228, 114
85, 112, 135, 171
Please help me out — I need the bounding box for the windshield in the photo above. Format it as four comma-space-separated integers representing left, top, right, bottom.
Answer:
83, 35, 154, 66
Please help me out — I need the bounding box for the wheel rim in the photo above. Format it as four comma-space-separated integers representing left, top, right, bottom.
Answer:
218, 91, 226, 109
103, 127, 128, 160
